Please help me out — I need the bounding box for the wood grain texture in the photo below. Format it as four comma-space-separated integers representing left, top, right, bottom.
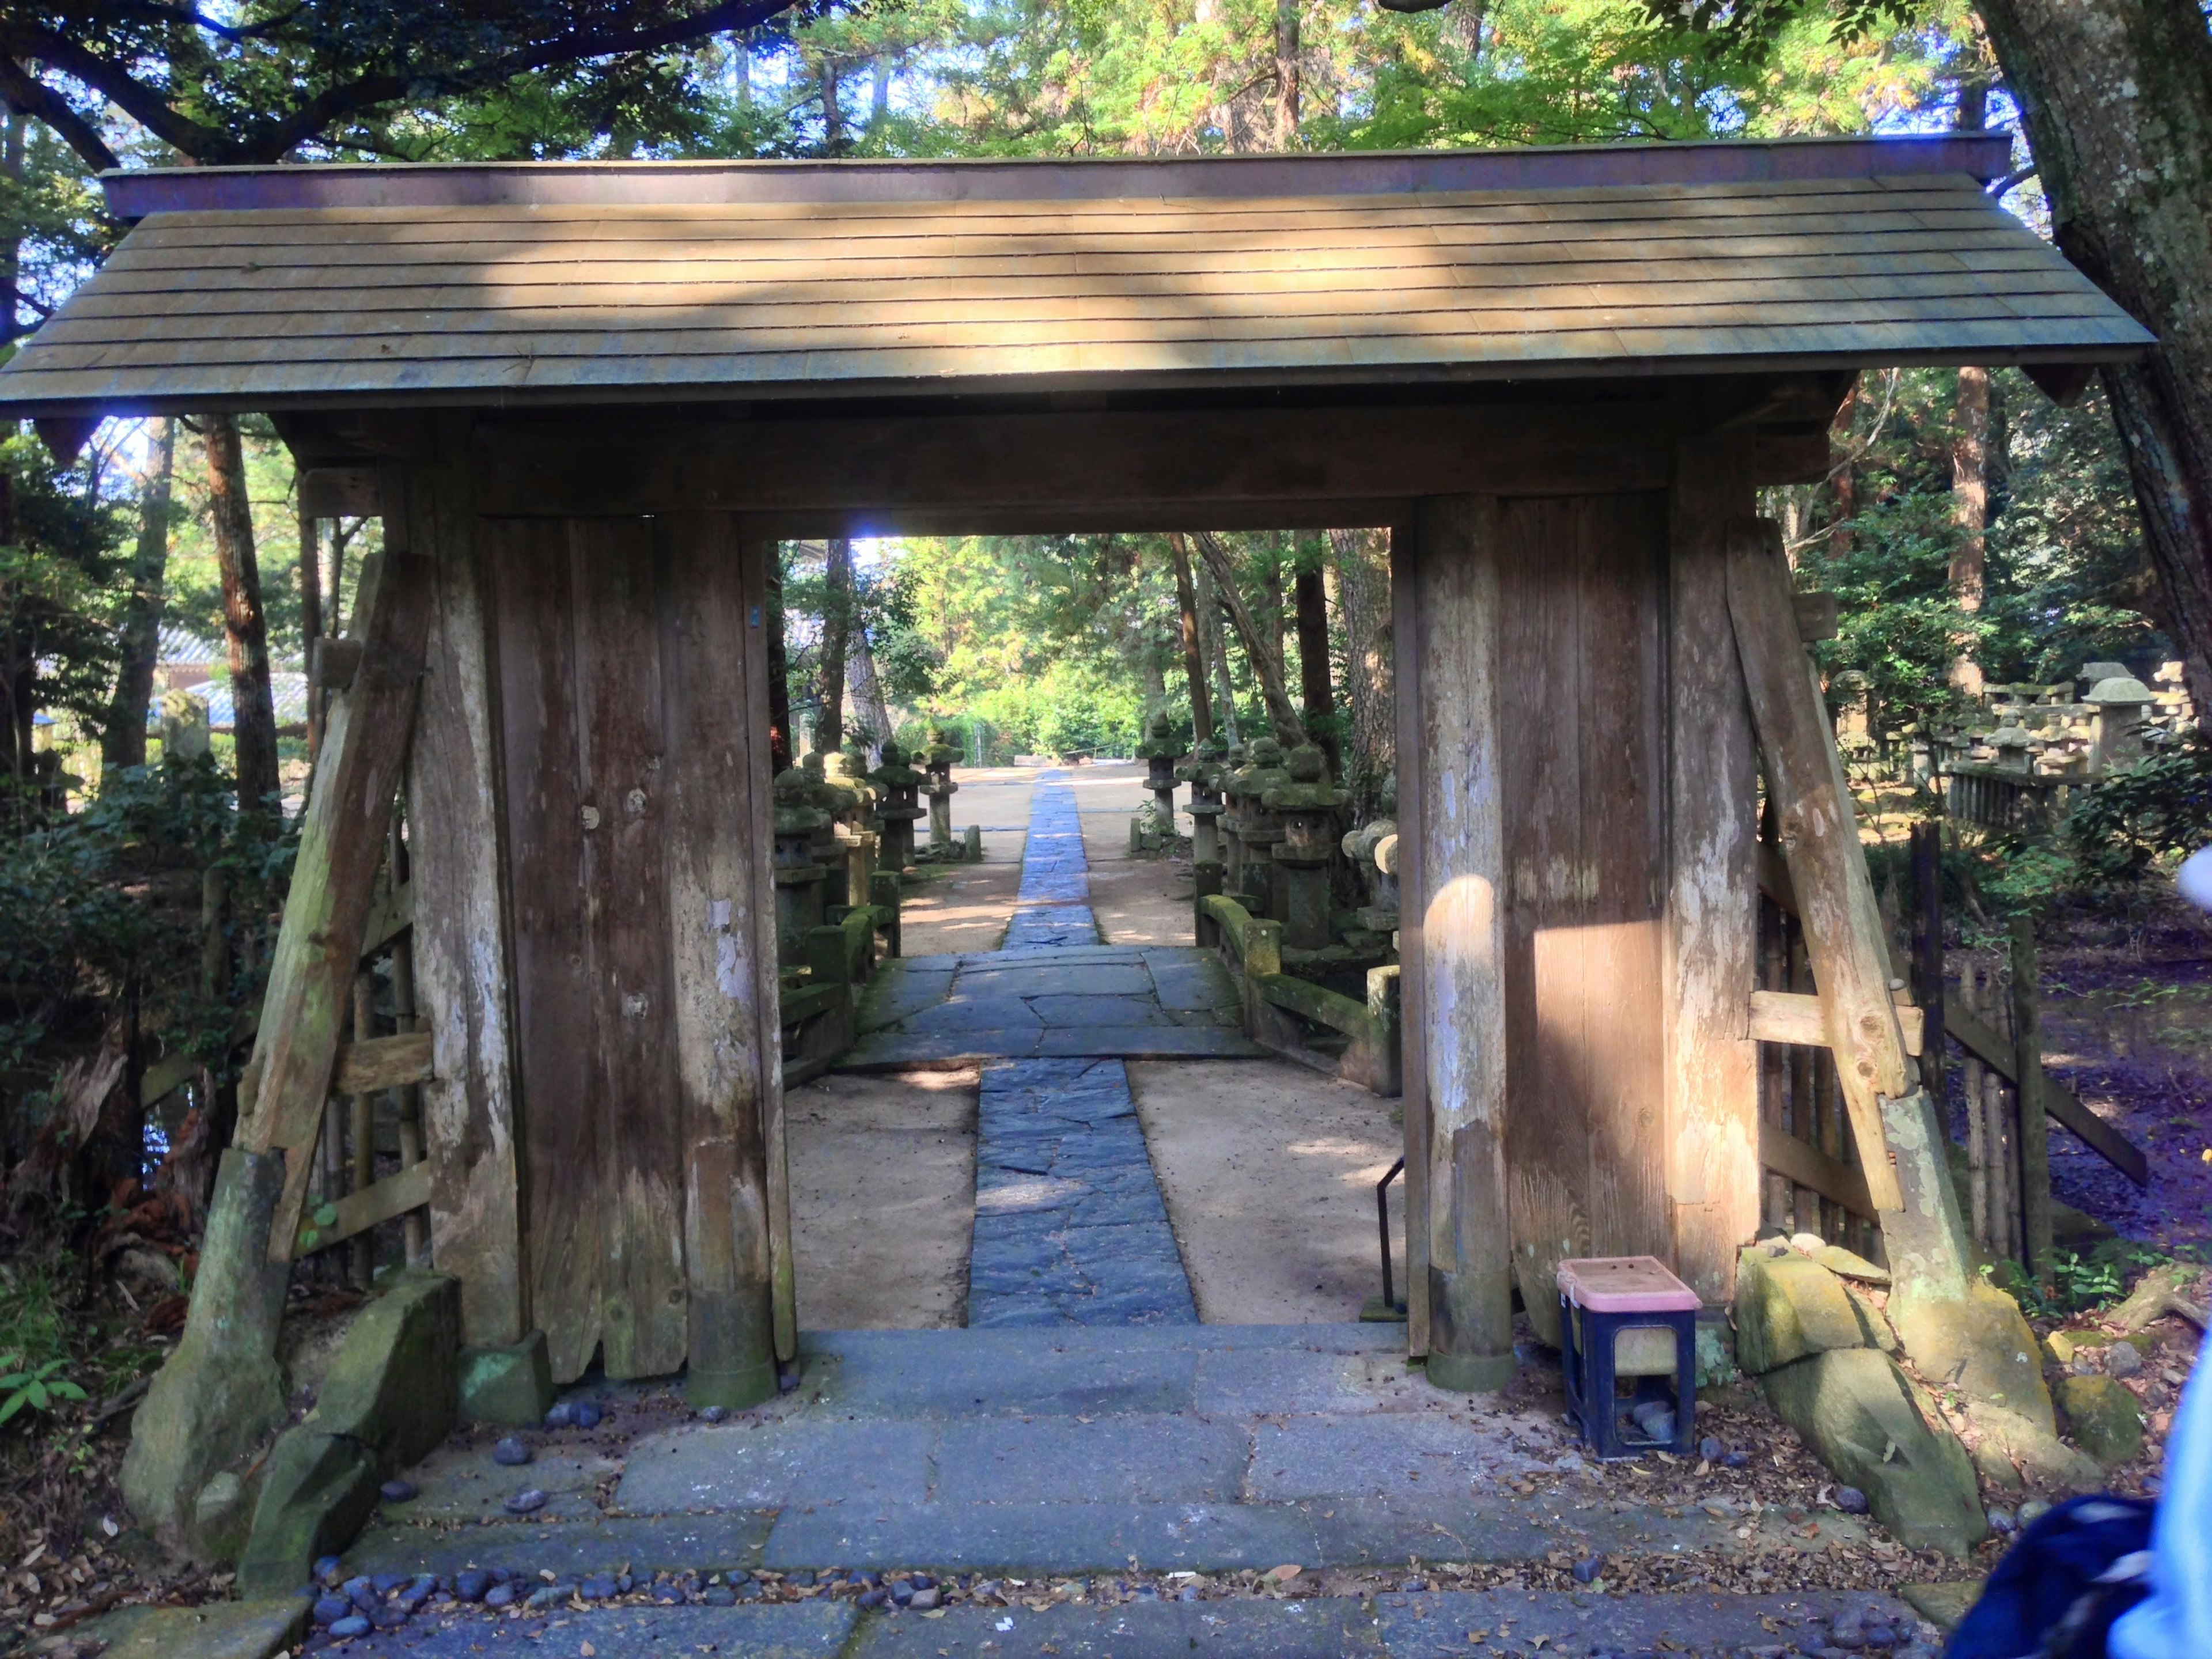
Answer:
243, 542, 433, 1263
1664, 428, 1761, 1308
1390, 518, 1430, 1355
406, 443, 526, 1347
3, 173, 2146, 414
1751, 989, 1925, 1055
1407, 495, 1516, 1387
329, 1031, 433, 1094
1496, 494, 1670, 1346
487, 517, 603, 1380
472, 406, 1677, 521
661, 514, 780, 1404
571, 520, 688, 1380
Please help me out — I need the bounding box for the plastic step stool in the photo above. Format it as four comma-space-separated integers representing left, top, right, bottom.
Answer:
1556, 1255, 1700, 1460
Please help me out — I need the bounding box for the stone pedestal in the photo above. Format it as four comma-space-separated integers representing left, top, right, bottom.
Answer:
1178, 735, 1229, 869
1218, 741, 1251, 894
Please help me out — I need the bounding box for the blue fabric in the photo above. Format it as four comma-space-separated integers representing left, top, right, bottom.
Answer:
1946, 1495, 2155, 1659
2109, 1333, 2212, 1659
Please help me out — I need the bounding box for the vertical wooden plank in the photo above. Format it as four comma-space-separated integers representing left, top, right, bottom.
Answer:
1577, 493, 1671, 1268
1389, 518, 1430, 1355
572, 520, 688, 1380
405, 441, 526, 1346
663, 513, 780, 1409
1498, 497, 1590, 1348
2010, 918, 2052, 1279
487, 517, 603, 1380
1665, 427, 1762, 1308
740, 533, 800, 1365
1408, 495, 1514, 1392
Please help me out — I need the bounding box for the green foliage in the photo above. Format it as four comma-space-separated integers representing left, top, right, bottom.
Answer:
0, 758, 292, 1099
0, 1354, 85, 1427
1, 430, 130, 775
2065, 733, 2212, 887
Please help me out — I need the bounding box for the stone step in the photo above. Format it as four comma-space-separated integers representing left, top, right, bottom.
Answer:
302, 1582, 1941, 1658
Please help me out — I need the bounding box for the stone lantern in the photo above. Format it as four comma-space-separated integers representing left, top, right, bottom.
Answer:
1236, 737, 1291, 921
1264, 743, 1344, 952
1177, 734, 1229, 869
797, 749, 844, 871
870, 739, 928, 873
922, 725, 960, 856
771, 767, 831, 966
1217, 741, 1251, 893
1342, 771, 1399, 935
2085, 673, 2157, 772
1139, 711, 1182, 837
1988, 722, 2035, 774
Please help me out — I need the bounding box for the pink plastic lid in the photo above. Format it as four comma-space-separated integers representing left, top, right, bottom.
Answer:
1555, 1255, 1701, 1313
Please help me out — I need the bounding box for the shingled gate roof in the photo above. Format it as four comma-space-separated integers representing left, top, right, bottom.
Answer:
0, 135, 2150, 417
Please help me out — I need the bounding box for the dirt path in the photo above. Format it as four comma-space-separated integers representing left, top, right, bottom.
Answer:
1129, 1058, 1404, 1324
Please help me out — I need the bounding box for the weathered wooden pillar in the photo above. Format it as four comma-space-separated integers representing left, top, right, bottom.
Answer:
1664, 428, 1762, 1307
1399, 495, 1515, 1392
401, 434, 527, 1350
666, 518, 787, 1408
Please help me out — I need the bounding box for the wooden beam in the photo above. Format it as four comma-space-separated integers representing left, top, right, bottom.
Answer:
330, 1031, 433, 1094
1752, 988, 1925, 1056
299, 465, 384, 518
1725, 518, 1906, 1215
361, 878, 413, 959
1391, 513, 1431, 1355
1664, 422, 1761, 1309
1759, 1121, 1874, 1218
476, 404, 1680, 520
1404, 494, 1516, 1392
241, 545, 435, 1264
1792, 592, 1840, 643
293, 1160, 431, 1256
1946, 1005, 2149, 1188
401, 435, 528, 1346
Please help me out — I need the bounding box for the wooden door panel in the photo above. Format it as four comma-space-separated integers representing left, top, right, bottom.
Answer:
1497, 493, 1671, 1346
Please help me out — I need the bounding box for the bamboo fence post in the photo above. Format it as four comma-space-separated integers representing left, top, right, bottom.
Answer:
2012, 916, 2054, 1281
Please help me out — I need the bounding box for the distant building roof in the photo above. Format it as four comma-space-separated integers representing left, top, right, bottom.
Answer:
0, 136, 2149, 418
158, 672, 310, 730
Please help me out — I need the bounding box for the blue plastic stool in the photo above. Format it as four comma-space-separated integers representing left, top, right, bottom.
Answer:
1556, 1256, 1700, 1460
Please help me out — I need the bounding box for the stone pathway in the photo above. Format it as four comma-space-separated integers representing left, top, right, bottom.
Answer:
842, 770, 1263, 1067
1002, 768, 1100, 949
969, 1059, 1197, 1327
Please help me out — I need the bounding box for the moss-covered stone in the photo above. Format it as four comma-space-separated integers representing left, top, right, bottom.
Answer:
459, 1330, 555, 1426
66, 1594, 313, 1659
1965, 1400, 2104, 1493
1891, 1281, 2053, 1434
1733, 1248, 1882, 1373
1762, 1347, 1988, 1557
2055, 1374, 2146, 1468
237, 1274, 460, 1596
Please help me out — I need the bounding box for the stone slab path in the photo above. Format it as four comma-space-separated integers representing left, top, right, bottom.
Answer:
969, 1058, 1198, 1326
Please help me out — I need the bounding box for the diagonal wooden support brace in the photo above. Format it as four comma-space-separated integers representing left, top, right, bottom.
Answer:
1726, 518, 1972, 1299
238, 544, 435, 1263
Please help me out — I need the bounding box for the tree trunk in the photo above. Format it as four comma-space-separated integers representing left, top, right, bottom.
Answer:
1976, 0, 2212, 724
1166, 533, 1214, 742
1, 103, 22, 344
200, 412, 281, 821
1194, 551, 1240, 744
1330, 527, 1393, 811
817, 537, 851, 753
870, 55, 892, 131
819, 56, 845, 154
767, 559, 793, 774
1274, 0, 1301, 149
1293, 536, 1338, 775
104, 416, 175, 769
1194, 531, 1304, 744
1950, 365, 1991, 694
1828, 381, 1858, 560
849, 623, 895, 762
